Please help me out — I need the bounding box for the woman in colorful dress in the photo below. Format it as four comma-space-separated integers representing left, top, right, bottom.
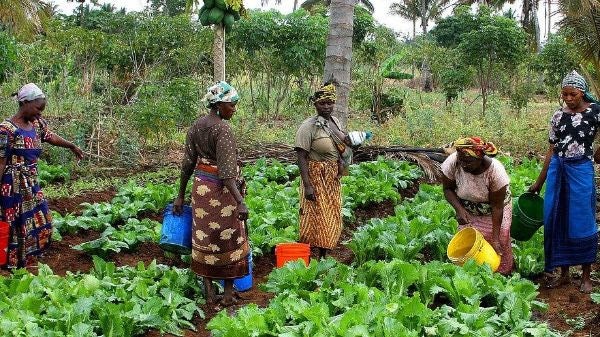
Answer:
441, 137, 514, 274
173, 81, 249, 307
529, 70, 599, 293
294, 83, 347, 259
0, 83, 84, 268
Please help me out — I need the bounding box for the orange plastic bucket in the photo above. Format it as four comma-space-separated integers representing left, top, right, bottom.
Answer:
0, 221, 10, 265
275, 243, 310, 268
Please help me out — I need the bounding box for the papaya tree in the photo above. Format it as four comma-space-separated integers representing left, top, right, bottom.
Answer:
198, 0, 243, 81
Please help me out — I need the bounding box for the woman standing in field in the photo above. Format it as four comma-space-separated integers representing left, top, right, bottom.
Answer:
173, 81, 249, 307
0, 83, 84, 268
529, 70, 599, 293
294, 83, 347, 259
441, 137, 514, 274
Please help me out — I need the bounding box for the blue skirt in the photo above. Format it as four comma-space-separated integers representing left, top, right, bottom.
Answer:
544, 155, 598, 272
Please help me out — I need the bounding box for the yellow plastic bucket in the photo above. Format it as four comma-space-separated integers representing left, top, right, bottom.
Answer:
447, 227, 500, 272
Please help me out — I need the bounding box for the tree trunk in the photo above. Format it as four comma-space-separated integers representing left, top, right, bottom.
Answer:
419, 0, 432, 92
546, 0, 551, 38
293, 0, 299, 11
213, 24, 225, 81
323, 0, 355, 129
532, 0, 541, 52
412, 18, 416, 39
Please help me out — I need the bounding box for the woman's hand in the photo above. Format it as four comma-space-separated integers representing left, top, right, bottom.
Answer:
528, 182, 543, 194
237, 202, 249, 221
173, 196, 184, 216
304, 185, 316, 201
336, 160, 344, 180
70, 145, 84, 162
456, 208, 472, 226
491, 238, 503, 256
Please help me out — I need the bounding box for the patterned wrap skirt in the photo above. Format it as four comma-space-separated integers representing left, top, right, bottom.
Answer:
299, 160, 342, 249
458, 202, 514, 275
190, 164, 249, 279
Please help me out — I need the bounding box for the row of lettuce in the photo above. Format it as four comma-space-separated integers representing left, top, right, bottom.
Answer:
0, 156, 587, 336
208, 157, 563, 336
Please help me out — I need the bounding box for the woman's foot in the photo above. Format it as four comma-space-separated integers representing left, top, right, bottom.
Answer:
580, 280, 593, 294
546, 275, 571, 289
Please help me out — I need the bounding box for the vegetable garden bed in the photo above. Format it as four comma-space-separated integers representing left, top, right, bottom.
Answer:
0, 158, 598, 336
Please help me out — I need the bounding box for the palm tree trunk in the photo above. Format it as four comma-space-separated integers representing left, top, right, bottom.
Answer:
412, 18, 416, 39
323, 0, 355, 129
293, 0, 299, 11
547, 0, 551, 38
213, 24, 225, 81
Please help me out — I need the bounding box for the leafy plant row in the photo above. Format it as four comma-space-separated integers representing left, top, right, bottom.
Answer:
208, 258, 558, 336
0, 257, 203, 336
243, 158, 423, 256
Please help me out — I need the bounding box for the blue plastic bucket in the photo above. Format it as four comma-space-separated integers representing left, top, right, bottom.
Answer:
159, 203, 192, 255
219, 253, 253, 292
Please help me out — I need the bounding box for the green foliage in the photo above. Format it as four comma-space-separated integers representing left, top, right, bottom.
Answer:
347, 184, 456, 264
536, 33, 582, 91
0, 259, 203, 336
0, 31, 17, 83
209, 258, 557, 336
242, 158, 422, 256
458, 8, 528, 72
37, 160, 70, 187
352, 6, 375, 44
342, 158, 422, 215
73, 218, 161, 257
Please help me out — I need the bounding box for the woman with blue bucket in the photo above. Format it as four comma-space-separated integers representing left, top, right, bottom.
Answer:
173, 81, 250, 307
529, 70, 599, 293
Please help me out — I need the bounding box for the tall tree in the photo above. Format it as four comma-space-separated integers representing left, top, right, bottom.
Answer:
390, 0, 420, 39
323, 0, 355, 128
301, 0, 374, 12
0, 0, 51, 40
521, 0, 541, 51
558, 0, 600, 95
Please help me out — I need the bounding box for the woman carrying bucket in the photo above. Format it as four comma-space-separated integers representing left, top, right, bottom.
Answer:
173, 81, 249, 307
0, 83, 84, 268
294, 83, 346, 259
441, 137, 514, 274
529, 70, 599, 293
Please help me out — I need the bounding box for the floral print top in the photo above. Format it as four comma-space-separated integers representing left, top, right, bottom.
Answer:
549, 103, 600, 159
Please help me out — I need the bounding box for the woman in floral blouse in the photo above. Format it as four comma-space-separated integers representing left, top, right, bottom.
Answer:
530, 70, 599, 293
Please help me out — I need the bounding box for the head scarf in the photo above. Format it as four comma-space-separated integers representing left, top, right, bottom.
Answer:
203, 81, 239, 108
561, 70, 599, 104
310, 83, 336, 104
453, 136, 498, 158
13, 83, 46, 103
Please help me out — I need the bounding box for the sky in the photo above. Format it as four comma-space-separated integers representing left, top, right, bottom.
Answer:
50, 0, 558, 40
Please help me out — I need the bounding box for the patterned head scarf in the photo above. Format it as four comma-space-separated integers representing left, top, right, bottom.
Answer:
203, 81, 239, 108
453, 137, 498, 158
13, 83, 46, 103
561, 70, 599, 103
310, 83, 337, 104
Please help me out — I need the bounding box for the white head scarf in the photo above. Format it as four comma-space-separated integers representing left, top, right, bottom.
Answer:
14, 83, 46, 103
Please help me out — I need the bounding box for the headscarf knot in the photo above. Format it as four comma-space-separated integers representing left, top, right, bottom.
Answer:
203, 81, 239, 108
453, 136, 497, 158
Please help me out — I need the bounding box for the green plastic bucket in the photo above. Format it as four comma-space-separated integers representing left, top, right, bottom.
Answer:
510, 192, 544, 241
